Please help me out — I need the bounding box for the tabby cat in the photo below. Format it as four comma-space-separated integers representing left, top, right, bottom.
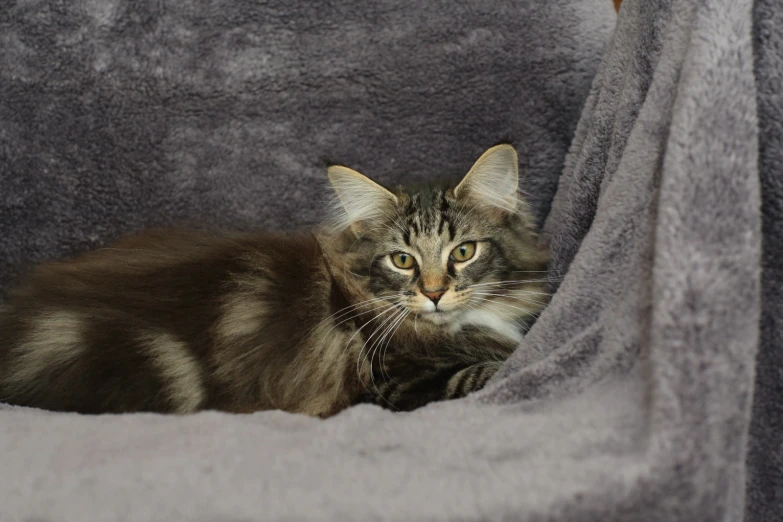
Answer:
0, 144, 549, 417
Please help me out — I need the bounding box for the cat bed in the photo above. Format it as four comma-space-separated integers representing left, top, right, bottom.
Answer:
1, 0, 780, 520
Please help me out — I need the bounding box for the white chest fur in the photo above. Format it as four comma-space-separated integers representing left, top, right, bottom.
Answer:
451, 308, 524, 344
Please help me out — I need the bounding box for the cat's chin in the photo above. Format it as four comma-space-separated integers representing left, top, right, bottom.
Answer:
415, 309, 461, 326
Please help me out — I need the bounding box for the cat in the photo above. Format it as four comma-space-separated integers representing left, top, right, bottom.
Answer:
0, 144, 550, 417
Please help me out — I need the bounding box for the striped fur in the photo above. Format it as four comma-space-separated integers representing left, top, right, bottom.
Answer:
0, 145, 550, 416
140, 332, 205, 413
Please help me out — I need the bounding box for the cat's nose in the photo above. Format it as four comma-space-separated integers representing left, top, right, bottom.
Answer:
422, 289, 446, 305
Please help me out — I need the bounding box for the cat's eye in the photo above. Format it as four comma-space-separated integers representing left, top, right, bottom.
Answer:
391, 252, 416, 269
450, 242, 476, 262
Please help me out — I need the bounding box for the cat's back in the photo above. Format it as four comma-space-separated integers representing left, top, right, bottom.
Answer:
2, 228, 326, 320
0, 228, 331, 413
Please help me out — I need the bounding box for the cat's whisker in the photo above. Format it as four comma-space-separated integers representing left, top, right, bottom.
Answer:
304, 293, 403, 340
318, 302, 398, 343
511, 290, 553, 297
343, 301, 401, 360
471, 289, 551, 299
309, 294, 397, 330
511, 270, 564, 279
364, 307, 405, 387
471, 288, 552, 300
470, 298, 533, 332
468, 278, 550, 285
361, 306, 405, 380
472, 278, 548, 285
356, 304, 404, 388
467, 279, 554, 287
378, 308, 409, 386
355, 317, 393, 396
499, 307, 532, 332
471, 290, 553, 304
367, 307, 403, 371
357, 306, 405, 409
380, 311, 408, 386
470, 296, 538, 317
471, 292, 551, 309
476, 295, 552, 309
413, 312, 423, 341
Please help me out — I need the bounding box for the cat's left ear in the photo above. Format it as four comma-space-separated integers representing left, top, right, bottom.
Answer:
327, 165, 398, 232
454, 144, 519, 213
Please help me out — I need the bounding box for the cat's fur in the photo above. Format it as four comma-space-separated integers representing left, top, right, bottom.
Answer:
0, 145, 549, 417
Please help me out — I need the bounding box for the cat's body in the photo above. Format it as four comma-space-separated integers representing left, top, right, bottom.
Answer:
0, 145, 550, 416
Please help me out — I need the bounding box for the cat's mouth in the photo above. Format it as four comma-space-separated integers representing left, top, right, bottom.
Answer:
403, 292, 475, 323
414, 307, 461, 325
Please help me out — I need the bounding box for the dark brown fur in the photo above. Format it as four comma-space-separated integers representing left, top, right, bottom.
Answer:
0, 230, 342, 414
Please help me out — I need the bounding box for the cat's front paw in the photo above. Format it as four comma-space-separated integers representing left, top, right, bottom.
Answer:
351, 360, 503, 412
444, 361, 502, 400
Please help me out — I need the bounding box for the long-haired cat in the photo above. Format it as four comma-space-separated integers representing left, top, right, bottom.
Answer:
0, 144, 549, 417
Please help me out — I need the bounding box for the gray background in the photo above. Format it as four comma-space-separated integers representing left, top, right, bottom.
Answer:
0, 0, 609, 294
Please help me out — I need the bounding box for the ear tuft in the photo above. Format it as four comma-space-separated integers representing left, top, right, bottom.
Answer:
326, 165, 398, 231
454, 144, 519, 213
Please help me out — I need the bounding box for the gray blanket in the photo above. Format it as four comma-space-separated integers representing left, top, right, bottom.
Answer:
0, 0, 608, 293
747, 0, 783, 518
1, 0, 780, 521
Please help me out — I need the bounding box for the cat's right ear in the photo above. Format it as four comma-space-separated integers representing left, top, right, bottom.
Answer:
327, 166, 398, 233
454, 144, 519, 214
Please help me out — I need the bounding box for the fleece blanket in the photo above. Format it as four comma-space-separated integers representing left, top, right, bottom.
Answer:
746, 0, 783, 518
0, 0, 608, 293
1, 1, 779, 521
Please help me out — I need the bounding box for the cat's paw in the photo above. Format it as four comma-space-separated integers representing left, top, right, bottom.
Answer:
445, 361, 502, 399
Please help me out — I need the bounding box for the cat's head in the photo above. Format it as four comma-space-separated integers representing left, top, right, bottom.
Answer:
323, 144, 549, 330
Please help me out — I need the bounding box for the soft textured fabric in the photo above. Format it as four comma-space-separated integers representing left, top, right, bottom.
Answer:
1, 0, 780, 521
746, 0, 783, 518
0, 0, 608, 294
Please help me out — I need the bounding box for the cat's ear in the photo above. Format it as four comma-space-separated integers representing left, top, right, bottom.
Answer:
327, 165, 398, 232
454, 144, 519, 213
